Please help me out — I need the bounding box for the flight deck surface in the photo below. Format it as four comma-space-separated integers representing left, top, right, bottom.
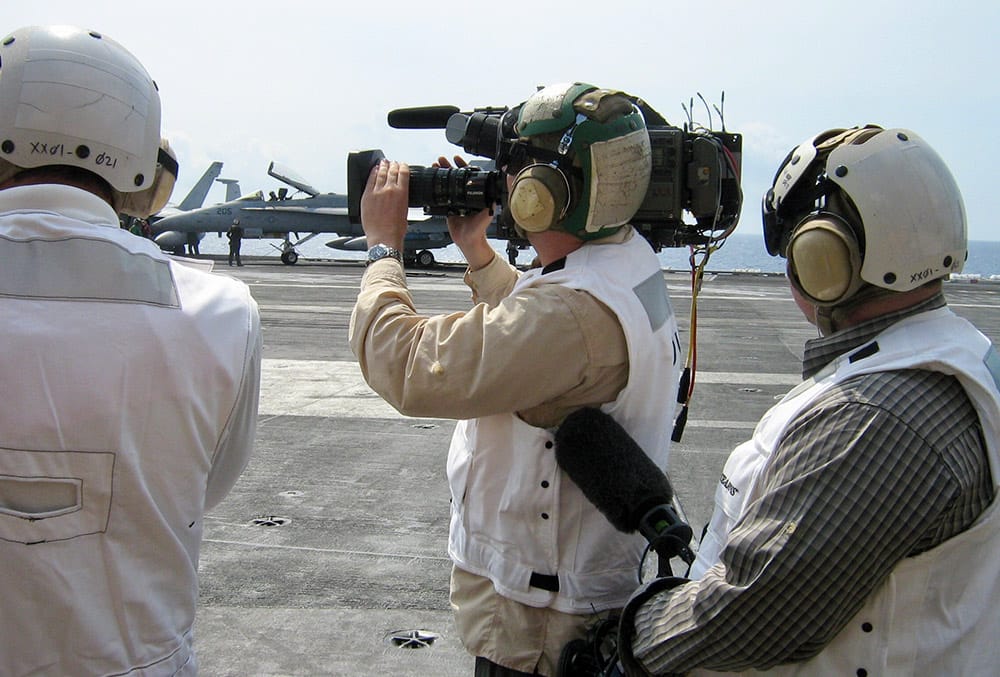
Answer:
192, 257, 1000, 676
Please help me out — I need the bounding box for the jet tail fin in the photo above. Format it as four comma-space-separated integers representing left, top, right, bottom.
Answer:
217, 178, 242, 202
178, 161, 223, 210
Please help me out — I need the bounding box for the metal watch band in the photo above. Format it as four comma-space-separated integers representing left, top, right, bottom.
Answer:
366, 243, 403, 266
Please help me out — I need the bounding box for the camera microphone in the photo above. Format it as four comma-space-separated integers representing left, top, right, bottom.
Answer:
387, 105, 461, 129
555, 408, 693, 565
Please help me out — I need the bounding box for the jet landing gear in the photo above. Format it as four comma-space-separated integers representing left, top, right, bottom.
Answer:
275, 232, 323, 265
507, 241, 530, 266
414, 249, 435, 268
404, 249, 437, 268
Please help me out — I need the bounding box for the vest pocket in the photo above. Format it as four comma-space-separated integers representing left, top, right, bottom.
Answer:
0, 475, 81, 519
0, 448, 115, 544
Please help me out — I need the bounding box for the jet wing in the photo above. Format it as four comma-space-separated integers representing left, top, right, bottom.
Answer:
240, 205, 350, 216
241, 204, 431, 222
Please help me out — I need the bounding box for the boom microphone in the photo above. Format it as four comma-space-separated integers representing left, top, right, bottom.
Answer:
555, 408, 693, 565
387, 105, 461, 129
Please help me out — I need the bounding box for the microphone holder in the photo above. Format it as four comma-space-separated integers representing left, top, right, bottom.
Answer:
638, 504, 695, 577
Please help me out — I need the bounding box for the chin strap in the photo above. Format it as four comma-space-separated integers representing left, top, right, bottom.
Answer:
815, 284, 899, 335
815, 305, 836, 336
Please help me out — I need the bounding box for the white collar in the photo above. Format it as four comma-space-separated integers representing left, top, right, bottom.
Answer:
0, 184, 121, 227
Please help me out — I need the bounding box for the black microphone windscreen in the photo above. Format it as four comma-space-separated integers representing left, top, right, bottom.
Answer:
387, 106, 461, 129
555, 408, 673, 534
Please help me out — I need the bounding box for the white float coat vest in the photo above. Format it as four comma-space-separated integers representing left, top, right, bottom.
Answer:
0, 185, 260, 676
447, 233, 680, 613
689, 307, 1000, 675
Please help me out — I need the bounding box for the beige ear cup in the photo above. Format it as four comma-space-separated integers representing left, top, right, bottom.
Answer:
787, 216, 864, 305
508, 164, 571, 233
116, 139, 178, 217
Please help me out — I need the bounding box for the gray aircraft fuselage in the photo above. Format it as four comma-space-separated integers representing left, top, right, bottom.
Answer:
151, 190, 352, 238
151, 189, 460, 265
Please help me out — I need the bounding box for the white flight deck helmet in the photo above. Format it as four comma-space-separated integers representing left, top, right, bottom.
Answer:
0, 25, 176, 217
762, 125, 967, 310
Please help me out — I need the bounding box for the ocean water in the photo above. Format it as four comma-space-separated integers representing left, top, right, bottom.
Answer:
196, 231, 1000, 280
653, 234, 1000, 280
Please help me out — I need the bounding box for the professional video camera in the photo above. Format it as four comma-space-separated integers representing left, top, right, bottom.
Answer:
347, 94, 742, 250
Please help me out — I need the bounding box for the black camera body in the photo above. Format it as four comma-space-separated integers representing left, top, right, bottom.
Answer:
346, 148, 505, 220
347, 100, 742, 250
635, 126, 742, 249
346, 105, 511, 227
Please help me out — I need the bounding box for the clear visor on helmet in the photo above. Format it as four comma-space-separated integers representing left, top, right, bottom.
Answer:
762, 134, 821, 256
148, 144, 178, 215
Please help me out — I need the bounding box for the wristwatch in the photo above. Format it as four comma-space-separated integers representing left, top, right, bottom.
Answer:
366, 243, 403, 266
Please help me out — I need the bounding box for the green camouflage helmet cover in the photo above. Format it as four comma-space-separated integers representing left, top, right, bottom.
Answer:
514, 82, 651, 238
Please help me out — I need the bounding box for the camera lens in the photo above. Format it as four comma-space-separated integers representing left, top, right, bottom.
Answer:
444, 112, 508, 160
408, 166, 505, 216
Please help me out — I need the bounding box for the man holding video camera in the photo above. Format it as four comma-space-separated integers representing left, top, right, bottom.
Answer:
350, 82, 681, 675
615, 126, 999, 675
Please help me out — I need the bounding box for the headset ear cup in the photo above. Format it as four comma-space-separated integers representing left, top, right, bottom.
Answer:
115, 139, 178, 217
787, 216, 864, 305
508, 164, 570, 233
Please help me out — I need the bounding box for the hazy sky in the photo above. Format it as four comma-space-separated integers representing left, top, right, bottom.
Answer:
8, 1, 1000, 240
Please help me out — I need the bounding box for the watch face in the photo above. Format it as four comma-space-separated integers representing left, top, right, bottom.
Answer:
367, 244, 400, 265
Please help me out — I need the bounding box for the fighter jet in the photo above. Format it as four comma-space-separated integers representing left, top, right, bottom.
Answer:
148, 162, 457, 266
148, 161, 224, 254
